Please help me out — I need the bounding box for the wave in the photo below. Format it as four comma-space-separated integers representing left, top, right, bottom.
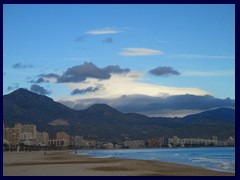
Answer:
73, 147, 235, 173
189, 157, 235, 172
174, 153, 180, 156
93, 155, 113, 158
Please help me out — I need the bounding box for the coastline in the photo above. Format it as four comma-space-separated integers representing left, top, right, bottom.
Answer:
3, 151, 234, 176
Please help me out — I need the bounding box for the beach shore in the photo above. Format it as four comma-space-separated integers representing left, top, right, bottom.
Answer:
3, 151, 234, 176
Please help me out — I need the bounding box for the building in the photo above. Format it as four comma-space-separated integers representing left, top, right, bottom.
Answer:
42, 132, 49, 145
74, 136, 84, 147
124, 140, 145, 149
14, 123, 37, 142
48, 139, 65, 147
36, 131, 49, 146
56, 132, 70, 146
212, 136, 219, 146
3, 127, 20, 146
168, 136, 180, 147
226, 136, 235, 146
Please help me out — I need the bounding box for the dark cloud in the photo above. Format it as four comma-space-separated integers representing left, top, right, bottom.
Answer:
30, 84, 51, 95
75, 36, 86, 42
149, 66, 180, 76
29, 77, 49, 83
57, 62, 129, 83
114, 94, 234, 112
38, 73, 60, 79
59, 94, 235, 117
12, 63, 34, 69
29, 73, 60, 83
7, 83, 19, 91
71, 84, 103, 95
58, 62, 110, 83
102, 37, 113, 43
102, 65, 130, 74
33, 62, 130, 84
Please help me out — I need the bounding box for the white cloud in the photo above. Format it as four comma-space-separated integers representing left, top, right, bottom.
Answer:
182, 70, 234, 77
86, 28, 121, 35
140, 109, 204, 118
58, 71, 209, 102
119, 48, 162, 56
174, 54, 234, 59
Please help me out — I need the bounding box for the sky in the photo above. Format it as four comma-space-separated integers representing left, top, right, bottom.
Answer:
3, 4, 235, 117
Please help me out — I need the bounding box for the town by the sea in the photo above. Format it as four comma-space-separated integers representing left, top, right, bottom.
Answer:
73, 147, 235, 173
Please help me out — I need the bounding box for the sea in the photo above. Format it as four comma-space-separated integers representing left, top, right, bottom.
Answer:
72, 147, 235, 173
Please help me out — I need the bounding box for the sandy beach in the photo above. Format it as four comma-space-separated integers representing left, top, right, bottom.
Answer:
3, 151, 234, 176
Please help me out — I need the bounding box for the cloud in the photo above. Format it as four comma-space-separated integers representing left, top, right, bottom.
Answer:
102, 65, 130, 74
56, 69, 218, 117
102, 37, 113, 43
29, 77, 50, 83
12, 63, 34, 69
29, 73, 60, 83
75, 36, 86, 42
7, 83, 19, 91
39, 73, 60, 79
71, 84, 103, 95
174, 54, 234, 59
32, 63, 130, 84
58, 62, 110, 83
30, 84, 51, 95
29, 73, 59, 83
59, 94, 234, 117
59, 71, 209, 104
86, 28, 121, 35
56, 62, 130, 83
119, 48, 162, 56
149, 66, 180, 77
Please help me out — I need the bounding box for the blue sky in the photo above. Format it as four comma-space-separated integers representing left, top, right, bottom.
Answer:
3, 4, 235, 116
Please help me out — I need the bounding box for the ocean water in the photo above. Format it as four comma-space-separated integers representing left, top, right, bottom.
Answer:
73, 147, 235, 173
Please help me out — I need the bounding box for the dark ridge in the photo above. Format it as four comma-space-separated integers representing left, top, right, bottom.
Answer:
3, 89, 235, 140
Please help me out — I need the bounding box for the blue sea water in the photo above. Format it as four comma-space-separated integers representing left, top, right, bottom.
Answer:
73, 147, 235, 173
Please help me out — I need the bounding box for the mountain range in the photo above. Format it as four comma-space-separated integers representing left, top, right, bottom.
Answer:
3, 88, 235, 141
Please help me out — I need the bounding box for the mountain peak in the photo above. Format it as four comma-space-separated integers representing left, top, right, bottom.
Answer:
88, 103, 114, 109
6, 88, 50, 101
12, 88, 30, 94
4, 87, 73, 112
85, 104, 123, 116
3, 87, 75, 127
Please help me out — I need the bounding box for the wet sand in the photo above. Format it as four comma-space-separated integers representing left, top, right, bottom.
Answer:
3, 151, 234, 176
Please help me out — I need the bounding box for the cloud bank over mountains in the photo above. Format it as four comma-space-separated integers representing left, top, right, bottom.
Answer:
59, 94, 234, 117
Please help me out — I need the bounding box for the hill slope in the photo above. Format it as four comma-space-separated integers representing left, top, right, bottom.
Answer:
182, 108, 235, 125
